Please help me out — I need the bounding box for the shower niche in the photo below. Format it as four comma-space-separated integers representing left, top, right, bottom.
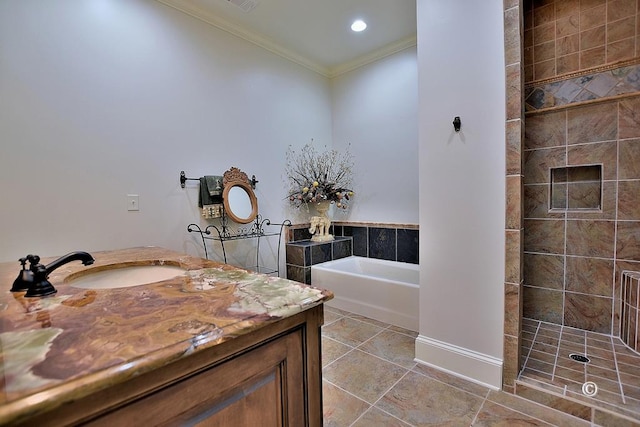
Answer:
550, 165, 602, 211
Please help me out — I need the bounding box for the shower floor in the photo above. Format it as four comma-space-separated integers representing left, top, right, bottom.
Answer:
518, 318, 640, 420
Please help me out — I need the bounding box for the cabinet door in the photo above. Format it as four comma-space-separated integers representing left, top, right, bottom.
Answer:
90, 329, 305, 427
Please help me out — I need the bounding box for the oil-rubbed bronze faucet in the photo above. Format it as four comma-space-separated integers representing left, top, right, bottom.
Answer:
11, 251, 95, 297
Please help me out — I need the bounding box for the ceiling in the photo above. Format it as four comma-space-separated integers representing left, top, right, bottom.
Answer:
156, 0, 417, 77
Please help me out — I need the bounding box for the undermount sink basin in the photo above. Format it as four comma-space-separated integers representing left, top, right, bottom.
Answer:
66, 264, 187, 289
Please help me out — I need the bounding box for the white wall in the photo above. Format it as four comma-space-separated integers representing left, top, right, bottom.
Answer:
331, 47, 419, 224
416, 0, 506, 388
0, 0, 332, 267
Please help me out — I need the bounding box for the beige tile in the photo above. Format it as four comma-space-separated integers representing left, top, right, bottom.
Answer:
580, 45, 606, 69
524, 147, 566, 185
607, 38, 635, 63
534, 58, 556, 80
567, 140, 616, 179
556, 0, 580, 19
504, 6, 522, 66
618, 181, 640, 221
607, 0, 638, 22
487, 390, 590, 426
616, 221, 640, 261
351, 406, 408, 427
580, 4, 606, 30
506, 175, 523, 229
514, 383, 592, 420
323, 349, 407, 404
322, 380, 370, 427
411, 363, 491, 398
474, 400, 550, 426
524, 253, 564, 289
322, 317, 384, 347
557, 53, 580, 75
619, 97, 640, 140
564, 293, 613, 333
502, 335, 521, 387
523, 286, 564, 324
534, 22, 555, 45
322, 336, 352, 367
533, 3, 554, 27
525, 110, 566, 149
565, 256, 613, 297
358, 330, 416, 369
565, 220, 615, 258
377, 371, 484, 426
506, 63, 523, 121
607, 17, 636, 43
557, 15, 580, 38
506, 119, 523, 175
534, 40, 556, 62
525, 183, 565, 219
567, 101, 617, 145
523, 219, 565, 254
505, 229, 523, 284
567, 181, 616, 220
619, 139, 640, 179
504, 282, 522, 337
580, 0, 606, 11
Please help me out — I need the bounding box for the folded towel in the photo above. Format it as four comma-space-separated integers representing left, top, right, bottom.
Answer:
205, 175, 223, 197
198, 177, 223, 208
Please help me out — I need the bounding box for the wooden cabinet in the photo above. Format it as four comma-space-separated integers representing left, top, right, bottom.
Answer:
21, 305, 324, 427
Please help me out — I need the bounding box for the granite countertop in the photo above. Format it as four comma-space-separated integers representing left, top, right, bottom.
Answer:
0, 247, 333, 424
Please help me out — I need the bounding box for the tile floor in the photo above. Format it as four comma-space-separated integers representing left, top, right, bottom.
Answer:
321, 306, 594, 426
519, 317, 640, 421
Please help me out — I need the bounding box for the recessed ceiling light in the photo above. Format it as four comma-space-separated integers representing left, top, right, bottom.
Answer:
351, 19, 367, 32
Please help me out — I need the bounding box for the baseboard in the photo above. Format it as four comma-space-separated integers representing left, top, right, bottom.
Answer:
415, 335, 503, 389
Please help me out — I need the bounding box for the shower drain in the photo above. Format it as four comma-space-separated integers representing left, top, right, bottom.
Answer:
569, 353, 590, 363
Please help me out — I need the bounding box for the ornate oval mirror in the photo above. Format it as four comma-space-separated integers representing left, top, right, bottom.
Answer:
222, 167, 258, 224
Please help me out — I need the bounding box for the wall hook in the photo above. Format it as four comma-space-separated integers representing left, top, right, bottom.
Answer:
453, 116, 461, 132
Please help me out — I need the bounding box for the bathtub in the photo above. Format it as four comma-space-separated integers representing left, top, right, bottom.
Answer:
311, 256, 419, 331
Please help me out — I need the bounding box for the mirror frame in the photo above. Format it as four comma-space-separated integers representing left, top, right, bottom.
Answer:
222, 168, 258, 224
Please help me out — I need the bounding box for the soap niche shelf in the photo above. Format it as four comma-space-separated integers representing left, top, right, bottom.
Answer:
550, 164, 602, 211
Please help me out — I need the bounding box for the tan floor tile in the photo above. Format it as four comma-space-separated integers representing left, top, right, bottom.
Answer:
323, 349, 408, 404
377, 371, 484, 426
351, 406, 410, 427
358, 329, 417, 369
473, 400, 548, 426
322, 336, 352, 368
322, 317, 384, 347
322, 380, 370, 427
411, 363, 490, 398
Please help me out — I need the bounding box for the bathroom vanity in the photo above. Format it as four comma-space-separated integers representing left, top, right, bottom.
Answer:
0, 247, 332, 426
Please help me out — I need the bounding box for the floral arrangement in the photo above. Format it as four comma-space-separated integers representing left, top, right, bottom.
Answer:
285, 142, 354, 210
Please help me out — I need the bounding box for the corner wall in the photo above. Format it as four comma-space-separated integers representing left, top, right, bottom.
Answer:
416, 0, 506, 389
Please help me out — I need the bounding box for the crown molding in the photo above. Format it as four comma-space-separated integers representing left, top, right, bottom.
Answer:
155, 0, 331, 76
156, 0, 415, 79
328, 35, 417, 78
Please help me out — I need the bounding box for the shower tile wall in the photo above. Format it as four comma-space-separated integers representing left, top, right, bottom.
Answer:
523, 95, 640, 334
523, 0, 640, 83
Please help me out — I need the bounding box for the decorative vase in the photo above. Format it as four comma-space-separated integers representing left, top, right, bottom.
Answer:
309, 200, 334, 242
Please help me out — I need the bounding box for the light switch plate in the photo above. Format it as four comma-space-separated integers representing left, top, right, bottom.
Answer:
127, 194, 139, 211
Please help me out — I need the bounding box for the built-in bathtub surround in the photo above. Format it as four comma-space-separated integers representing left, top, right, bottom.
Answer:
285, 222, 418, 285
285, 237, 352, 284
